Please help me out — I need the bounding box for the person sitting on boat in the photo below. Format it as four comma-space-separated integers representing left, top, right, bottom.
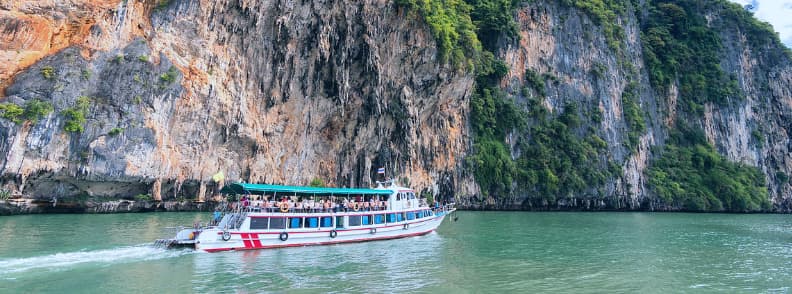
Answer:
212, 211, 222, 226
363, 200, 370, 212
342, 198, 350, 212
322, 199, 330, 212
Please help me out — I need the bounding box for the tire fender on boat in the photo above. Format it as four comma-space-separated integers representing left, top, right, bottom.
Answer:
222, 231, 232, 241
403, 224, 410, 230
329, 230, 337, 238
279, 232, 289, 241
279, 202, 289, 213
370, 228, 377, 234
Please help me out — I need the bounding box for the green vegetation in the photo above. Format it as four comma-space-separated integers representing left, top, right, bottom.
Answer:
641, 0, 741, 111
560, 0, 627, 51
114, 54, 125, 63
514, 102, 614, 201
156, 0, 171, 11
108, 127, 124, 136
134, 194, 152, 201
137, 55, 149, 62
621, 82, 645, 150
0, 103, 24, 123
394, 0, 481, 67
81, 69, 92, 80
309, 177, 325, 187
22, 100, 54, 123
647, 124, 769, 211
0, 100, 53, 124
159, 67, 178, 84
0, 189, 10, 201
719, 1, 792, 61
41, 66, 56, 80
62, 96, 91, 133
524, 68, 546, 97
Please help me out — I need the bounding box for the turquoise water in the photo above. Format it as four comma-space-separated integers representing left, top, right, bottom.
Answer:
0, 212, 790, 293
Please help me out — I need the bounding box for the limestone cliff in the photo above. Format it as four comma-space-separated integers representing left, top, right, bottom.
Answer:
0, 0, 474, 206
1, 0, 790, 213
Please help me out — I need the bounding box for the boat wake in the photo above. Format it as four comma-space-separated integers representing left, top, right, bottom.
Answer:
0, 244, 192, 275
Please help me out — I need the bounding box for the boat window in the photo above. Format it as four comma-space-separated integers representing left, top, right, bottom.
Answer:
416, 211, 423, 219
362, 215, 370, 225
250, 218, 268, 230
289, 217, 303, 229
321, 217, 333, 228
306, 217, 319, 228
409, 192, 415, 200
336, 216, 345, 228
348, 216, 362, 226
396, 213, 404, 222
374, 214, 385, 224
269, 218, 286, 229
407, 212, 415, 220
396, 193, 401, 201
386, 213, 397, 223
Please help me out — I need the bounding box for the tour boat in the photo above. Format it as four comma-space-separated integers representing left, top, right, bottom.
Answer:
157, 181, 455, 252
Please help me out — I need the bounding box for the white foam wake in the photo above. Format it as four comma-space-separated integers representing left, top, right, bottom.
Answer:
0, 245, 191, 275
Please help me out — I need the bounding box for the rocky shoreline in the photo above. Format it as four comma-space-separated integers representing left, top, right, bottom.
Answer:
3, 198, 789, 215
0, 199, 220, 215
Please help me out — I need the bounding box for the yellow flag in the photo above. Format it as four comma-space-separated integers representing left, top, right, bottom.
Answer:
212, 171, 225, 182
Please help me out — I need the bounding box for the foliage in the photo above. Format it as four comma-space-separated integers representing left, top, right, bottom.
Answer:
621, 82, 645, 150
524, 68, 546, 97
0, 189, 10, 201
514, 102, 612, 200
114, 54, 125, 63
719, 1, 792, 62
641, 0, 742, 111
108, 127, 124, 136
62, 96, 91, 133
159, 67, 179, 84
647, 124, 770, 212
465, 0, 520, 51
156, 0, 171, 11
134, 194, 152, 201
81, 69, 92, 80
41, 66, 56, 80
561, 0, 627, 51
0, 103, 24, 123
309, 177, 325, 187
468, 85, 525, 195
0, 100, 53, 124
137, 55, 149, 62
394, 0, 480, 68
422, 191, 435, 205
23, 100, 54, 123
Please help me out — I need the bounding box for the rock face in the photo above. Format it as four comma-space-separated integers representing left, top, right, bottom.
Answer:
0, 0, 473, 204
1, 0, 790, 212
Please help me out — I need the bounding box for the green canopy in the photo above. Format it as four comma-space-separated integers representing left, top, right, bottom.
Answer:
220, 182, 393, 196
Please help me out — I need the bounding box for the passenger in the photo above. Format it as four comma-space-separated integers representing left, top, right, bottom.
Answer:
363, 201, 370, 212
323, 199, 331, 212
212, 211, 222, 226
343, 198, 350, 212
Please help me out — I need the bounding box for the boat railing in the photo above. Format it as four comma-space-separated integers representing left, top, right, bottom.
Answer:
236, 204, 434, 214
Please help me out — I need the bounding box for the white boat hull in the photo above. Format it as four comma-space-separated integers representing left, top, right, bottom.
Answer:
194, 211, 451, 253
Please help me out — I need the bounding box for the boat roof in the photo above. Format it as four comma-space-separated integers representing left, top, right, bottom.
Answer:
220, 182, 394, 196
